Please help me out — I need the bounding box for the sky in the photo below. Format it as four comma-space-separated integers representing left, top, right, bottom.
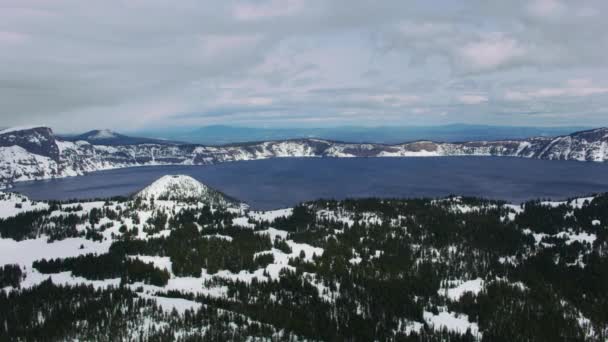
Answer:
1, 0, 608, 132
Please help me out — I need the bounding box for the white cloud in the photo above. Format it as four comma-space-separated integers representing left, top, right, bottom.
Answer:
0, 31, 28, 44
412, 108, 430, 114
233, 0, 305, 20
527, 0, 566, 18
1, 0, 608, 130
505, 79, 608, 101
368, 94, 420, 106
199, 34, 263, 59
458, 34, 526, 71
458, 94, 488, 105
248, 97, 274, 106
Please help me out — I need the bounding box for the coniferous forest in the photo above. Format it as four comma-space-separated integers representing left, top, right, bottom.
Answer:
1, 189, 608, 341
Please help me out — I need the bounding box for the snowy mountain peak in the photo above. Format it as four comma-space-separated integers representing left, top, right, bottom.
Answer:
88, 129, 118, 140
135, 175, 234, 205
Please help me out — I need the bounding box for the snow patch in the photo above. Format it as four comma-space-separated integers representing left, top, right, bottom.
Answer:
424, 309, 480, 336
439, 278, 484, 301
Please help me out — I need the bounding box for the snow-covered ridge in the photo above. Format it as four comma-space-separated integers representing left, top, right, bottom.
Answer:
0, 126, 47, 135
1, 126, 608, 187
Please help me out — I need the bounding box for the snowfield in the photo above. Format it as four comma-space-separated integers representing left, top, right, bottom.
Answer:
423, 309, 480, 336
0, 192, 49, 218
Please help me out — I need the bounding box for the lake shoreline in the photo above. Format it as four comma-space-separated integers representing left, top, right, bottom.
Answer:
10, 157, 608, 210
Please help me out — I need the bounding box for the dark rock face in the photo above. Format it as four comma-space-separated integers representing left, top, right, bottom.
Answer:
0, 127, 60, 160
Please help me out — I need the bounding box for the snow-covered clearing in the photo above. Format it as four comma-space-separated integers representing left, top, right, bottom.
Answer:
423, 309, 480, 336
0, 192, 49, 218
248, 208, 293, 222
438, 278, 484, 301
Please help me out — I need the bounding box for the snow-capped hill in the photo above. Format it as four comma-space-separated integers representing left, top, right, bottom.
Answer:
87, 129, 118, 140
136, 175, 233, 205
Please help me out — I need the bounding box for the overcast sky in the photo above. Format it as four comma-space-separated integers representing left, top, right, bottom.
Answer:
1, 0, 607, 132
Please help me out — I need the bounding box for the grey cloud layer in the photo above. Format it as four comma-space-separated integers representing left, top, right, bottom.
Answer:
0, 0, 607, 131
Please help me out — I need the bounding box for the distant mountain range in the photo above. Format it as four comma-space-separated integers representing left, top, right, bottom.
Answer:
60, 129, 182, 146
1, 126, 607, 187
131, 124, 591, 145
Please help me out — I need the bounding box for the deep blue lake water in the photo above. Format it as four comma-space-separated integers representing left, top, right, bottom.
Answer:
11, 157, 608, 210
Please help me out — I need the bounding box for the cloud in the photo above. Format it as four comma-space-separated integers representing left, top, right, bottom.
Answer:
505, 79, 608, 101
368, 94, 420, 107
233, 0, 304, 20
457, 34, 526, 71
0, 0, 607, 131
0, 31, 28, 44
527, 0, 566, 18
458, 95, 488, 105
199, 34, 263, 57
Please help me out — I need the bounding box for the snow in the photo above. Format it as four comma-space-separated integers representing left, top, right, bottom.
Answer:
0, 192, 49, 218
232, 216, 254, 228
19, 270, 120, 291
139, 293, 202, 314
248, 208, 293, 222
541, 197, 595, 209
592, 219, 601, 226
439, 278, 484, 301
303, 272, 340, 303
396, 320, 424, 335
317, 209, 355, 227
498, 256, 518, 265
202, 234, 233, 242
255, 228, 289, 240
0, 235, 113, 291
555, 231, 596, 245
55, 140, 79, 154
522, 228, 549, 245
515, 141, 531, 155
349, 257, 362, 265
0, 145, 59, 183
286, 240, 324, 262
129, 255, 173, 274
503, 212, 517, 221
0, 236, 111, 267
523, 228, 596, 246
324, 146, 356, 158
424, 309, 480, 336
89, 129, 118, 139
378, 149, 440, 157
